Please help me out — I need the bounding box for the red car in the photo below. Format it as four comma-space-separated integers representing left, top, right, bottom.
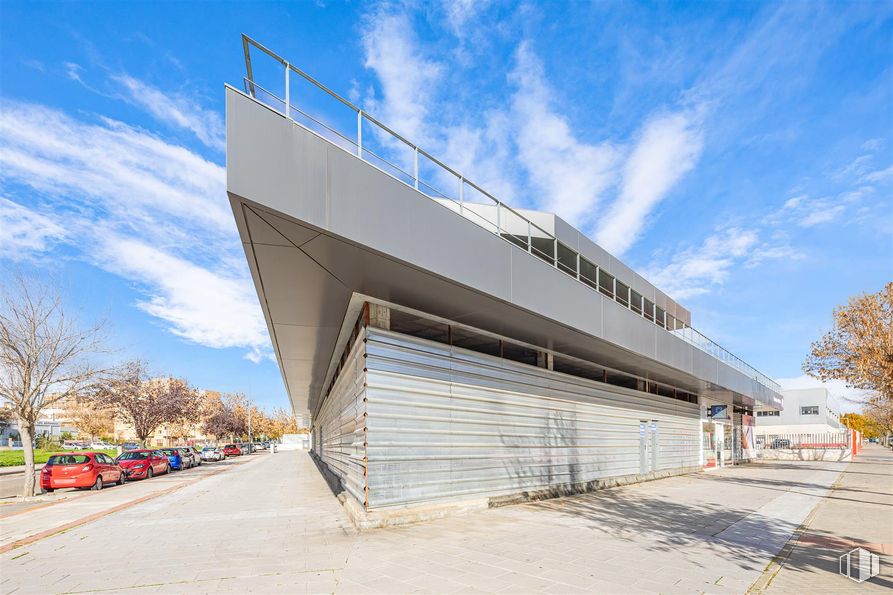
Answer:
115, 449, 170, 480
222, 444, 241, 456
40, 452, 125, 492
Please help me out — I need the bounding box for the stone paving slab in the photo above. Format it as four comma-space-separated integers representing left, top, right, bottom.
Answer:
755, 444, 893, 593
0, 449, 858, 594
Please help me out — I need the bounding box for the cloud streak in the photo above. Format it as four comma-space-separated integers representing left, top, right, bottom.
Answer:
113, 74, 226, 151
0, 98, 271, 361
595, 111, 704, 255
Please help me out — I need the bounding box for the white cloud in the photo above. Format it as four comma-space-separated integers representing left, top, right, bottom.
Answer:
0, 98, 271, 361
64, 62, 84, 83
95, 235, 270, 362
595, 112, 704, 255
783, 195, 805, 209
0, 100, 232, 253
642, 227, 800, 300
361, 9, 442, 146
776, 374, 872, 414
511, 43, 619, 229
832, 153, 873, 182
861, 164, 893, 184
799, 204, 845, 227
443, 0, 491, 36
0, 197, 66, 260
113, 74, 225, 151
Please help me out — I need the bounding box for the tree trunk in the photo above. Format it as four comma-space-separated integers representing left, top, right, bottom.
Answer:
20, 421, 36, 497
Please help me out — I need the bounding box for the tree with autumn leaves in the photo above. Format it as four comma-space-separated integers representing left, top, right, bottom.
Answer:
97, 359, 203, 447
803, 282, 893, 443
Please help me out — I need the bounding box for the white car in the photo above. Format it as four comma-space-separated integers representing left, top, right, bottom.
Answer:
200, 446, 224, 462
89, 442, 115, 450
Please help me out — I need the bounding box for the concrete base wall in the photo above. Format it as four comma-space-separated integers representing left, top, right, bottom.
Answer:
756, 448, 851, 462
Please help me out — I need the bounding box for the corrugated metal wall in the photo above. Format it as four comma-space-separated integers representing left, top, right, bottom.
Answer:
313, 333, 367, 506
362, 328, 700, 509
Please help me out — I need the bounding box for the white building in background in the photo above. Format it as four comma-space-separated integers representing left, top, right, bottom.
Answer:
755, 387, 842, 435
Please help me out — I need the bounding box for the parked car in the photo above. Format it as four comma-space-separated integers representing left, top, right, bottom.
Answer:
121, 442, 141, 451
89, 441, 115, 450
253, 442, 266, 451
40, 452, 125, 492
161, 448, 187, 470
115, 449, 170, 479
771, 438, 792, 449
181, 446, 202, 466
223, 444, 241, 456
201, 446, 224, 462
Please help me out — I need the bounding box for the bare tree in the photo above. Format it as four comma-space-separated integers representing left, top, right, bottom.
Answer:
0, 276, 107, 496
98, 359, 201, 447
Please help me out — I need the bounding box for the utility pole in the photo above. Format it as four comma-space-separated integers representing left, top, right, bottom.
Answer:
248, 406, 252, 453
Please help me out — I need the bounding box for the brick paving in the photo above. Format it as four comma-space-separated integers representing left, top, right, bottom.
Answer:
0, 449, 861, 594
754, 444, 893, 593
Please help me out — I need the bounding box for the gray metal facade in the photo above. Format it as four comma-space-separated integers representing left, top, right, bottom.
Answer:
226, 86, 782, 416
315, 325, 701, 510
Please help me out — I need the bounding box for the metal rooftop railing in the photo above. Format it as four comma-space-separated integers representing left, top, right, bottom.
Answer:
238, 34, 782, 394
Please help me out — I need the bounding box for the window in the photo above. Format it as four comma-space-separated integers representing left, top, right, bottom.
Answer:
557, 242, 577, 276
756, 411, 780, 417
530, 237, 555, 265
579, 257, 598, 289
615, 280, 629, 307
598, 269, 614, 298
46, 454, 90, 466
655, 306, 666, 329
644, 298, 655, 322
801, 406, 819, 416
666, 314, 678, 331
630, 290, 643, 314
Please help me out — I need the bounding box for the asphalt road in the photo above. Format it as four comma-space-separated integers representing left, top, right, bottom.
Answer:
0, 469, 37, 499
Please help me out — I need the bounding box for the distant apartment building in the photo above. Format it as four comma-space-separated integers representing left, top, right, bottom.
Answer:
227, 37, 783, 517
755, 388, 842, 435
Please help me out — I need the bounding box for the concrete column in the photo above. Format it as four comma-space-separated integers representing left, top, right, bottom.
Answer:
537, 351, 553, 370
368, 303, 390, 330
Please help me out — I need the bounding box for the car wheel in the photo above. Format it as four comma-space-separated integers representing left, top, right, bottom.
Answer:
92, 476, 103, 491
147, 467, 154, 479
118, 472, 126, 486
44, 487, 54, 493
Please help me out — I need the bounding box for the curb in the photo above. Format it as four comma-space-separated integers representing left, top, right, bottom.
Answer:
0, 457, 261, 555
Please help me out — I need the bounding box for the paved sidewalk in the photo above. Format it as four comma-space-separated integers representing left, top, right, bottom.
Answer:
1, 449, 851, 594
0, 456, 258, 552
755, 444, 893, 593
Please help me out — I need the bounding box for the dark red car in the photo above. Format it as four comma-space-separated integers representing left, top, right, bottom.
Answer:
222, 444, 241, 456
40, 452, 125, 492
115, 449, 170, 480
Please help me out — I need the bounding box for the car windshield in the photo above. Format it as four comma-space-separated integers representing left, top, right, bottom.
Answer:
202, 447, 214, 451
47, 454, 90, 466
118, 451, 149, 460
162, 449, 178, 455
225, 444, 235, 448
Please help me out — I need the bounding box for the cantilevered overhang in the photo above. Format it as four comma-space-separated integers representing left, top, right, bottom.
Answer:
226, 86, 782, 415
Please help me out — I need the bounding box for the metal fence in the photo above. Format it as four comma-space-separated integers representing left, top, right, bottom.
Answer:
755, 432, 850, 449
238, 34, 782, 395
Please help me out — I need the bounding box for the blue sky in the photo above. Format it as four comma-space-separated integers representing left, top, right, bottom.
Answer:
1, 1, 890, 412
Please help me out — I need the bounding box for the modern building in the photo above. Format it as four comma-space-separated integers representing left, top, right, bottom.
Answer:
755, 387, 842, 436
227, 37, 783, 519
